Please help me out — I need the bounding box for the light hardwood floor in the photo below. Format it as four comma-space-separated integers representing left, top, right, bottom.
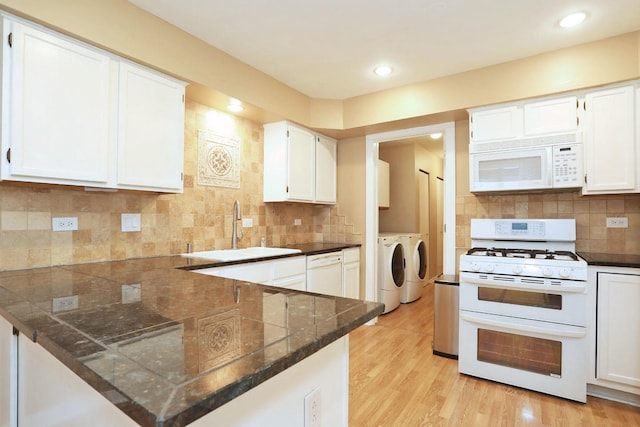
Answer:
349, 282, 640, 426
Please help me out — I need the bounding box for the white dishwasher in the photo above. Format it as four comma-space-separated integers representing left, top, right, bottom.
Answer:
306, 251, 343, 297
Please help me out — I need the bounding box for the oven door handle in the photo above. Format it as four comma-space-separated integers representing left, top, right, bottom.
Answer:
460, 273, 586, 294
460, 312, 586, 338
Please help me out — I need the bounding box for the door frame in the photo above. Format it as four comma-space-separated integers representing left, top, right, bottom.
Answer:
364, 123, 456, 308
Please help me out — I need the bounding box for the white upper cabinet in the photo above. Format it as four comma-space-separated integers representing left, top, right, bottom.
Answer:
469, 105, 522, 143
315, 134, 337, 203
470, 96, 579, 144
523, 96, 578, 136
263, 121, 337, 204
1, 18, 114, 186
582, 84, 638, 194
117, 62, 185, 192
0, 15, 186, 192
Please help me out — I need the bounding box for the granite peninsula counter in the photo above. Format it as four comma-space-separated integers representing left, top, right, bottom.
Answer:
0, 253, 383, 426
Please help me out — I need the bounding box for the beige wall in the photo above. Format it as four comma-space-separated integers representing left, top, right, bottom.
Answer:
0, 101, 359, 271
1, 1, 638, 132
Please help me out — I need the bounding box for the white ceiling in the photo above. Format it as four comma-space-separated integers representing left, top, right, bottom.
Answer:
129, 0, 640, 100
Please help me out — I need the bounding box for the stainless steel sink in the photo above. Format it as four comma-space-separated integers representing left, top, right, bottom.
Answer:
182, 247, 301, 262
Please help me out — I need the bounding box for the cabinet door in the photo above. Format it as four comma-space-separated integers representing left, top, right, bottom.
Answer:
470, 106, 522, 143
523, 96, 578, 136
583, 85, 636, 193
315, 135, 337, 203
117, 62, 185, 192
597, 272, 640, 388
4, 20, 113, 185
287, 125, 315, 201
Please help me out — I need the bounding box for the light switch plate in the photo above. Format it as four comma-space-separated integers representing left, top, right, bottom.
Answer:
294, 219, 302, 226
121, 213, 141, 232
52, 295, 78, 313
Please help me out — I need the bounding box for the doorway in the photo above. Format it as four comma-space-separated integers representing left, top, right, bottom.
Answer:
364, 123, 455, 306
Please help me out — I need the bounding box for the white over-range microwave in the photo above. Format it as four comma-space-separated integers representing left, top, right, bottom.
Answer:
469, 133, 583, 193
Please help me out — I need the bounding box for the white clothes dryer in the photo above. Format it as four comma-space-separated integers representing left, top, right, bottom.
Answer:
377, 234, 405, 314
398, 233, 427, 303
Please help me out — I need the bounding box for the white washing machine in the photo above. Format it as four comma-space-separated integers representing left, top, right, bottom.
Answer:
398, 233, 427, 303
378, 234, 405, 314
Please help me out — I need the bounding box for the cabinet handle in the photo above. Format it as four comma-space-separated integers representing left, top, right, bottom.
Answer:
584, 174, 588, 184
6, 148, 10, 163
7, 32, 12, 48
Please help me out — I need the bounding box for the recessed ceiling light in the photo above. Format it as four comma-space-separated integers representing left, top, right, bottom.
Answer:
374, 65, 393, 77
227, 98, 244, 112
430, 132, 442, 139
560, 12, 586, 28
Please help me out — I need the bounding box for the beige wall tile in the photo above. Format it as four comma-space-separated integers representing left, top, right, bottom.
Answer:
0, 100, 357, 271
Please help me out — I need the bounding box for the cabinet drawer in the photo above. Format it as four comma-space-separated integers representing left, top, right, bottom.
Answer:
272, 256, 306, 279
342, 248, 360, 264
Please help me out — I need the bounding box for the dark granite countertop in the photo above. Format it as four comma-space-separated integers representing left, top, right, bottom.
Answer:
0, 251, 381, 427
434, 274, 459, 285
577, 252, 640, 269
284, 242, 360, 256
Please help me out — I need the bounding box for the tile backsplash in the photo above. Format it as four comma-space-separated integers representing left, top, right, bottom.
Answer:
0, 100, 360, 271
456, 191, 640, 254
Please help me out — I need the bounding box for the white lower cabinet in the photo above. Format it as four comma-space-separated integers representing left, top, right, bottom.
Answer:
194, 256, 306, 290
587, 266, 640, 402
0, 316, 15, 427
15, 330, 138, 427
342, 248, 360, 299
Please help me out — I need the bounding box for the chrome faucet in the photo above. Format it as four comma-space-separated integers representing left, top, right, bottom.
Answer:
232, 200, 243, 249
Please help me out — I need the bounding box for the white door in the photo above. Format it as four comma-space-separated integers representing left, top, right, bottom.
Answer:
287, 125, 315, 201
436, 177, 444, 277
315, 135, 337, 203
419, 170, 430, 281
117, 62, 185, 192
583, 85, 636, 193
6, 20, 113, 185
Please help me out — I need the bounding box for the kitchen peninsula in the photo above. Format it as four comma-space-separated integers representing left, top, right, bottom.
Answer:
0, 252, 383, 426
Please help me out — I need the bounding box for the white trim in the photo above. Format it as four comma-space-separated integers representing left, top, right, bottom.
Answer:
365, 123, 456, 315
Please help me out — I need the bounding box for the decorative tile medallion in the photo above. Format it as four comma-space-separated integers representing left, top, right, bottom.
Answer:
197, 309, 241, 371
197, 130, 241, 188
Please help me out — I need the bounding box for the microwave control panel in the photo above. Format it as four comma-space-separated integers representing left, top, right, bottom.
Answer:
553, 144, 582, 188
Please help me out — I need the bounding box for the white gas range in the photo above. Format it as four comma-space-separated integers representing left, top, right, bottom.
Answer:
459, 218, 587, 402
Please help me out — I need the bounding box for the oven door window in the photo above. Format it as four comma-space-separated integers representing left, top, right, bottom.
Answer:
477, 329, 562, 377
478, 287, 562, 310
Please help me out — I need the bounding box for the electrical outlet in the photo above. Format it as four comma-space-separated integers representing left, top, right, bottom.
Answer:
242, 218, 253, 227
121, 213, 141, 232
52, 217, 78, 231
52, 295, 78, 313
294, 218, 302, 226
606, 217, 628, 228
304, 387, 321, 427
122, 284, 141, 304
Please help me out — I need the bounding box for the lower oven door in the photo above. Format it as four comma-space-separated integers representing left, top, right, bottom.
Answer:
459, 272, 587, 326
459, 310, 587, 402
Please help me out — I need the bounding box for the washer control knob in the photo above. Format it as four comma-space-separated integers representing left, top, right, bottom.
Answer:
542, 267, 553, 277
559, 268, 571, 278
512, 265, 523, 274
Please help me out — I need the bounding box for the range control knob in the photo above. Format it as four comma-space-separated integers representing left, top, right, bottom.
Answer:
471, 262, 480, 272
559, 268, 571, 278
542, 267, 553, 277
484, 263, 495, 273
512, 265, 523, 274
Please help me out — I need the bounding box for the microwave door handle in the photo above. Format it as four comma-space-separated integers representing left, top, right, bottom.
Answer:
460, 312, 586, 339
